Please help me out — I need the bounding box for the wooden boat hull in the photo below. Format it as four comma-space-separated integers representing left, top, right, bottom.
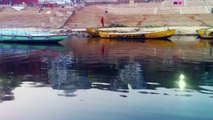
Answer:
86, 27, 140, 37
86, 27, 99, 37
196, 29, 213, 39
99, 29, 176, 39
0, 35, 69, 43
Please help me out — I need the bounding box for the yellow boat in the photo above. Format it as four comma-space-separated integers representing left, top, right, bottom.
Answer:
86, 27, 140, 37
196, 29, 213, 39
99, 29, 176, 39
86, 27, 100, 37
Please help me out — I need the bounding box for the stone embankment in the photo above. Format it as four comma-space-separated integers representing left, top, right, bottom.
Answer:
1, 1, 213, 35
0, 5, 76, 29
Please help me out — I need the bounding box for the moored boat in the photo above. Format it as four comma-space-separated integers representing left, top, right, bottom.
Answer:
86, 27, 140, 37
99, 29, 176, 39
86, 27, 100, 37
0, 34, 70, 43
0, 29, 70, 43
196, 29, 213, 39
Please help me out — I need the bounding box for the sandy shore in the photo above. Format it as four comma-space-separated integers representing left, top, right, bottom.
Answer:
0, 6, 74, 29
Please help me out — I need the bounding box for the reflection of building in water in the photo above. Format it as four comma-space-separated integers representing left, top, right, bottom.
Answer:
41, 52, 213, 95
48, 55, 91, 94
47, 54, 147, 93
117, 62, 145, 90
62, 38, 213, 93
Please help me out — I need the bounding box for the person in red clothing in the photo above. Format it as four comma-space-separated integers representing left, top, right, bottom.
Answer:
101, 17, 104, 27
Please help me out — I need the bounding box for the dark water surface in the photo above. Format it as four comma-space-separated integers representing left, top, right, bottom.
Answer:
0, 36, 213, 120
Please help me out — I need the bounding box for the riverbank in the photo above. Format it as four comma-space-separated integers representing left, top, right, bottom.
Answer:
1, 3, 213, 36
66, 4, 213, 29
0, 6, 74, 29
64, 3, 213, 36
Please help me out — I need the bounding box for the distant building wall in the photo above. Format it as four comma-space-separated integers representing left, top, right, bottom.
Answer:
38, 0, 71, 4
0, 0, 164, 5
85, 0, 164, 5
0, 0, 38, 4
85, 0, 118, 5
0, 0, 74, 4
117, 0, 164, 3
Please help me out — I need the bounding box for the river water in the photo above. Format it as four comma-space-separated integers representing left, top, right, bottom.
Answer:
0, 36, 213, 120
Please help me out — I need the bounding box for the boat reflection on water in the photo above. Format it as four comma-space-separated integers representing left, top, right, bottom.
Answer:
1, 37, 213, 100
0, 43, 67, 51
194, 40, 213, 94
0, 37, 213, 120
47, 54, 150, 95
196, 39, 213, 56
62, 38, 176, 63
50, 38, 175, 96
0, 43, 69, 101
59, 37, 213, 97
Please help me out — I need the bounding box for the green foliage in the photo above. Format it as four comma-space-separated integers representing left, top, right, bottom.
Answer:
140, 25, 162, 28
107, 22, 127, 27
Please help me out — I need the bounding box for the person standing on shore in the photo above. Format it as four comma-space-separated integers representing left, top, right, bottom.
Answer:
101, 16, 104, 27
